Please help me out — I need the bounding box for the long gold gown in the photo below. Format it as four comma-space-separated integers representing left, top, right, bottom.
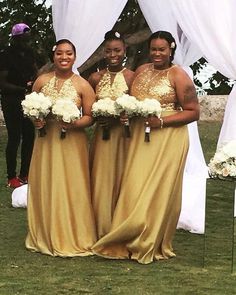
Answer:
90, 69, 130, 239
26, 75, 97, 257
92, 64, 189, 264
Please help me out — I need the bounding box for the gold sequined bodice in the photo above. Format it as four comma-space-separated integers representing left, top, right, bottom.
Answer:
96, 69, 128, 101
41, 75, 82, 107
131, 64, 180, 110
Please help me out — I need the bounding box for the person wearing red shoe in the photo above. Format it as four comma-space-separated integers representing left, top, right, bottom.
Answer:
0, 23, 39, 188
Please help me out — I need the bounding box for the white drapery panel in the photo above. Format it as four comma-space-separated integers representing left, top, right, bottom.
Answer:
170, 0, 236, 146
138, 0, 207, 233
52, 0, 128, 70
137, 0, 202, 66
218, 86, 236, 146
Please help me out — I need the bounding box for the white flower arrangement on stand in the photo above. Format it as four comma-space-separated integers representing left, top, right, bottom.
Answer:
91, 97, 118, 140
115, 94, 139, 137
21, 91, 52, 137
208, 140, 236, 180
52, 98, 81, 139
138, 98, 162, 142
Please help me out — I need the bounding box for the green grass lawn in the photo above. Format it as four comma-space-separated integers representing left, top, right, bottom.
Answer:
1, 122, 236, 295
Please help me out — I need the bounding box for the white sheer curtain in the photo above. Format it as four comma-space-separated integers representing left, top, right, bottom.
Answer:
171, 0, 236, 217
52, 0, 128, 71
138, 0, 208, 234
170, 0, 236, 146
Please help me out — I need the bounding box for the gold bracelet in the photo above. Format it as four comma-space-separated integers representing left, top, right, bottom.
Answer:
159, 117, 164, 129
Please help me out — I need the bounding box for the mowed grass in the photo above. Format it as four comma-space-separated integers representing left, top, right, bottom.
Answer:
1, 122, 236, 295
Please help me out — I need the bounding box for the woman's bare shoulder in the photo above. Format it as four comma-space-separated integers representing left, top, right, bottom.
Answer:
135, 63, 151, 74
33, 72, 54, 91
87, 69, 106, 89
73, 74, 95, 92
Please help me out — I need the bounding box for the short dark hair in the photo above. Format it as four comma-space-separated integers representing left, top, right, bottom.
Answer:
54, 39, 76, 55
148, 31, 177, 62
104, 30, 125, 45
49, 39, 76, 62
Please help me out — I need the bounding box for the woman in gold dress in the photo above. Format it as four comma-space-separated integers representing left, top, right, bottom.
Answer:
92, 31, 200, 264
88, 31, 134, 239
25, 39, 97, 256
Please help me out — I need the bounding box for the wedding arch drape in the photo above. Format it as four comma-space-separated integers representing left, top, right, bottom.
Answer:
52, 0, 128, 70
51, 0, 236, 228
170, 0, 236, 146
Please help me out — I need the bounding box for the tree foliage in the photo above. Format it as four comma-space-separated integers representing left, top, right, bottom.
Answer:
191, 58, 234, 95
0, 0, 54, 66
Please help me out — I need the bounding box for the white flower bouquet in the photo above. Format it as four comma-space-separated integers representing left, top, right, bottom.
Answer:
138, 98, 162, 142
92, 97, 118, 140
115, 94, 139, 137
208, 140, 236, 180
21, 91, 52, 137
52, 98, 81, 139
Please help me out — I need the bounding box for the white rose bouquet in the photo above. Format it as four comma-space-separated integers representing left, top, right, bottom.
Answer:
21, 91, 52, 137
115, 94, 139, 137
138, 98, 162, 142
208, 140, 236, 180
92, 97, 118, 140
52, 98, 81, 139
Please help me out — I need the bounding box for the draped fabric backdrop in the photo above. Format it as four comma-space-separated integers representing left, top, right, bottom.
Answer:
52, 0, 236, 228
170, 0, 236, 146
52, 0, 128, 70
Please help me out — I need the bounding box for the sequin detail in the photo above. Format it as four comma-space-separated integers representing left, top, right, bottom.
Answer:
131, 64, 180, 110
96, 69, 128, 101
41, 75, 81, 107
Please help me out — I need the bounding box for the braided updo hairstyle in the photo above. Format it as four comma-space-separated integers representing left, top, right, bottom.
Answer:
104, 30, 125, 45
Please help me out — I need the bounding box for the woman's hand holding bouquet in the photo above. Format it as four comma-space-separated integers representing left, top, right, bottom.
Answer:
91, 97, 118, 140
115, 94, 139, 138
138, 98, 162, 142
21, 91, 52, 137
52, 98, 81, 139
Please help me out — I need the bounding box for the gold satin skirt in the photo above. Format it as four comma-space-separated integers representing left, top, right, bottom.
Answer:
90, 121, 130, 239
26, 120, 97, 257
92, 114, 189, 264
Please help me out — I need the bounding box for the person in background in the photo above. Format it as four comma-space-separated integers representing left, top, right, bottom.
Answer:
88, 30, 134, 239
0, 23, 38, 188
92, 31, 200, 264
25, 39, 97, 256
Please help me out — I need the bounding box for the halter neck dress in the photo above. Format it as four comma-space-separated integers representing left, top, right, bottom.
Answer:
92, 64, 189, 264
90, 68, 130, 239
26, 74, 97, 256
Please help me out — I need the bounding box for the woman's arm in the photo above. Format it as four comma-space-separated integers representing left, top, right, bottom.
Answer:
71, 76, 96, 129
31, 75, 48, 129
148, 66, 199, 128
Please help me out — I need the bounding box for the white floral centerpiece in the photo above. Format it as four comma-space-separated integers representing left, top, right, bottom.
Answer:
21, 91, 52, 137
138, 98, 162, 142
114, 94, 139, 137
52, 98, 81, 139
208, 140, 236, 180
92, 97, 118, 140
